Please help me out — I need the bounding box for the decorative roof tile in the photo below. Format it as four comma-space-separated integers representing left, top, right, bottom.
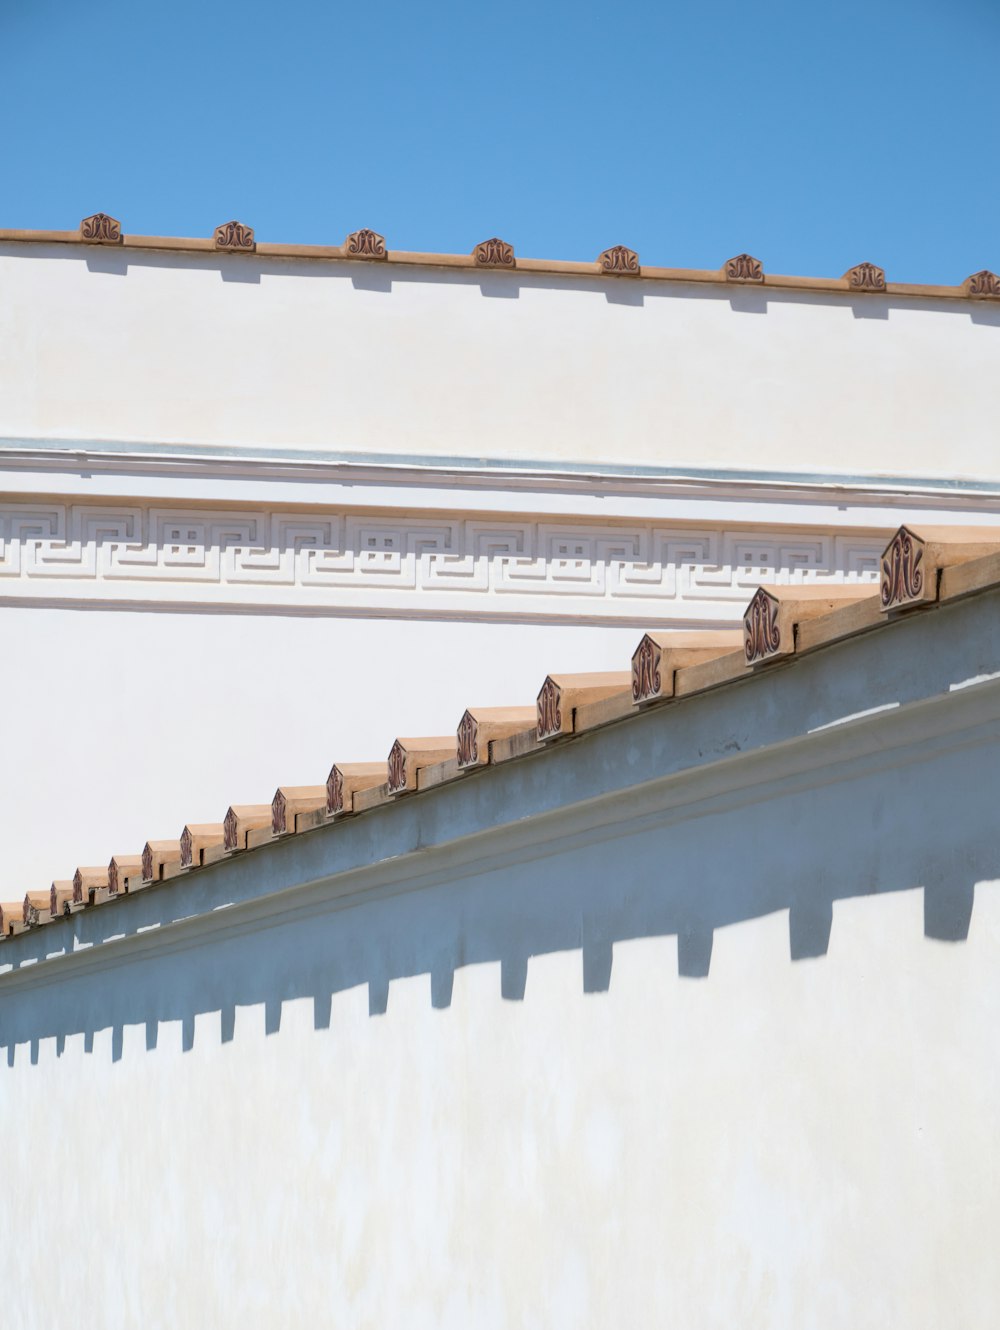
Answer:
598, 245, 640, 275
723, 253, 764, 282
387, 738, 456, 795
536, 673, 632, 741
272, 787, 327, 835
224, 805, 272, 852
345, 229, 387, 259
142, 839, 182, 883
108, 855, 144, 895
457, 707, 537, 770
473, 237, 515, 268
180, 824, 226, 869
327, 764, 386, 816
73, 866, 109, 905
879, 525, 1000, 612
631, 630, 744, 705
965, 270, 1000, 299
80, 213, 122, 244
214, 220, 255, 251
742, 586, 870, 666
844, 262, 886, 292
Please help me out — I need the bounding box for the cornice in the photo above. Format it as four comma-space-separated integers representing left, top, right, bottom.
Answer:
0, 222, 996, 305
3, 438, 1000, 504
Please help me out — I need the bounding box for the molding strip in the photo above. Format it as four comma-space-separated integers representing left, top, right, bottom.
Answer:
1, 230, 996, 304
3, 437, 1000, 498
0, 500, 883, 618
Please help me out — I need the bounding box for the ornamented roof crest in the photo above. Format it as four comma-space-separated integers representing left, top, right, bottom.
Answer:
387, 740, 407, 793
632, 635, 661, 703
743, 588, 781, 663
845, 262, 886, 291
598, 245, 639, 275
214, 220, 255, 251
724, 253, 764, 283
473, 237, 515, 268
966, 270, 1000, 298
345, 229, 387, 259
536, 678, 562, 740
457, 711, 479, 767
80, 213, 122, 243
880, 526, 924, 610
327, 766, 344, 815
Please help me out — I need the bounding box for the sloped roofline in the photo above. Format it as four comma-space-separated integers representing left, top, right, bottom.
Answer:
2, 524, 1000, 946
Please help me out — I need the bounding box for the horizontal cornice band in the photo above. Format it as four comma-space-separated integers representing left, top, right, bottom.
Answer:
3, 438, 1000, 502
0, 497, 886, 619
0, 230, 996, 304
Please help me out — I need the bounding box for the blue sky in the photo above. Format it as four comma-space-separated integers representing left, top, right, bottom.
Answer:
2, 0, 997, 283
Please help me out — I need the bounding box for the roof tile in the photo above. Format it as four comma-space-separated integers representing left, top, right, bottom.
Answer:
536, 673, 632, 742
180, 824, 226, 869
223, 805, 272, 852
387, 738, 456, 795
272, 787, 327, 835
879, 525, 1000, 612
457, 707, 537, 770
327, 763, 386, 816
742, 586, 871, 666
631, 630, 744, 705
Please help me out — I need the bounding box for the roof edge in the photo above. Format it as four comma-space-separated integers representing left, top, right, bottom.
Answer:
0, 229, 996, 304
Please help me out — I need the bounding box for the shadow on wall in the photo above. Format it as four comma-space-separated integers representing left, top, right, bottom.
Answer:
22, 243, 996, 324
1, 722, 996, 1068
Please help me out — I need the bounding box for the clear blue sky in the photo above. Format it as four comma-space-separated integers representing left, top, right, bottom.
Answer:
2, 0, 997, 283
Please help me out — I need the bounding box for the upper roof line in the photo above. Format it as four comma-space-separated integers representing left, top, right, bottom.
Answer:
0, 215, 997, 303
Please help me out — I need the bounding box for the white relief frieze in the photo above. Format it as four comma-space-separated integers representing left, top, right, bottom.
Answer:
0, 502, 883, 617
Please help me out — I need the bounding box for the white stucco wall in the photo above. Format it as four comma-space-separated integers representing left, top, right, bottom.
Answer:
2, 242, 999, 482
1, 589, 998, 1329
0, 608, 640, 895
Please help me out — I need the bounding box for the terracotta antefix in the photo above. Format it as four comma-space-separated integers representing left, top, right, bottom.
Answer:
598, 246, 640, 275
472, 237, 515, 268
387, 737, 456, 794
631, 630, 744, 705
964, 270, 1000, 299
73, 865, 109, 905
844, 262, 886, 291
142, 839, 182, 883
214, 220, 255, 251
456, 707, 537, 769
22, 891, 51, 926
108, 855, 144, 895
880, 525, 1000, 612
536, 673, 632, 742
49, 881, 74, 917
742, 586, 871, 665
326, 764, 386, 816
723, 253, 764, 282
344, 229, 387, 259
79, 213, 122, 243
223, 805, 272, 852
179, 825, 226, 869
272, 787, 327, 835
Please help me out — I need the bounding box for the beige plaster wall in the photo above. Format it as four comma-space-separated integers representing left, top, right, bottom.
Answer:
0, 607, 640, 896
1, 244, 997, 481
1, 642, 998, 1330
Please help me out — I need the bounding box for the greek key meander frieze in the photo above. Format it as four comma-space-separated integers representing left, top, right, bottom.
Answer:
0, 503, 882, 609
